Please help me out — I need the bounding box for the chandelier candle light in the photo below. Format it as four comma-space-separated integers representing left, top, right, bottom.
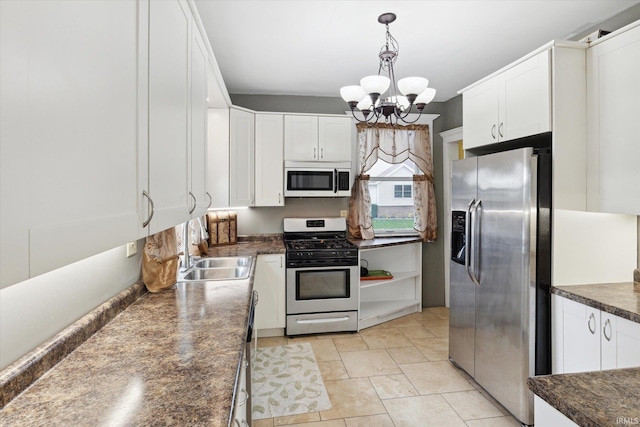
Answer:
340, 13, 436, 125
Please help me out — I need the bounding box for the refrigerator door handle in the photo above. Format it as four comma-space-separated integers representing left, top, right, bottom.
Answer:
472, 200, 482, 285
465, 199, 480, 286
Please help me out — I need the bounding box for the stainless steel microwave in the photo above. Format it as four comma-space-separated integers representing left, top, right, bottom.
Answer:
284, 161, 352, 197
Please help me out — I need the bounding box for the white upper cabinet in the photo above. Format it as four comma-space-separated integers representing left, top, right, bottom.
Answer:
207, 108, 230, 208
229, 107, 255, 207
0, 0, 144, 286
189, 25, 210, 218
146, 0, 191, 234
284, 115, 352, 162
586, 23, 640, 215
463, 50, 550, 149
255, 114, 284, 206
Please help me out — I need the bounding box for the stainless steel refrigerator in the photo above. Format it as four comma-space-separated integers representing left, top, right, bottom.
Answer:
449, 146, 551, 426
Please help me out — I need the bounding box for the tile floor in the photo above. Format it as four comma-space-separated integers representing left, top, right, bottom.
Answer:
252, 307, 521, 427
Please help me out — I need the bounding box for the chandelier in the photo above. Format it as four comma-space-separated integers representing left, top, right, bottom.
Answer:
340, 13, 436, 125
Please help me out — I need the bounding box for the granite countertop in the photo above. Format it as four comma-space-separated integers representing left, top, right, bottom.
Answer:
0, 238, 285, 427
350, 236, 423, 249
528, 368, 640, 427
527, 281, 640, 426
552, 282, 640, 324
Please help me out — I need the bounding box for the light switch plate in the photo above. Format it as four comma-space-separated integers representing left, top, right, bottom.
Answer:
340, 210, 348, 218
126, 241, 138, 258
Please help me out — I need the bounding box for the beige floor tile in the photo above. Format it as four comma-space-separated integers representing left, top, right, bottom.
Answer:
412, 336, 449, 361
257, 336, 289, 348
333, 336, 368, 352
343, 414, 395, 427
424, 324, 449, 338
285, 420, 346, 427
400, 361, 475, 394
357, 323, 389, 334
319, 378, 386, 420
465, 416, 521, 427
416, 317, 450, 329
383, 395, 467, 427
340, 349, 402, 378
398, 325, 436, 339
379, 316, 424, 328
254, 419, 274, 427
273, 412, 321, 425
369, 374, 419, 399
360, 328, 414, 349
315, 332, 358, 340
386, 346, 428, 364
441, 390, 504, 420
424, 306, 450, 318
317, 360, 350, 381
408, 311, 441, 322
308, 338, 341, 362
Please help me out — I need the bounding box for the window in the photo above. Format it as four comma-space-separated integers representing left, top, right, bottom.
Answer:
367, 158, 419, 235
394, 185, 412, 198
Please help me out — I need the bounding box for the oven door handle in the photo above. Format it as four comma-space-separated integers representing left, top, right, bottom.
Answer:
296, 316, 350, 324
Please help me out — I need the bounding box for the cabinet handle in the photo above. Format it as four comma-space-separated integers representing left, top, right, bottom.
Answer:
588, 312, 596, 335
142, 191, 155, 228
238, 388, 249, 406
235, 420, 249, 427
603, 318, 612, 341
253, 289, 259, 305
491, 124, 496, 139
189, 192, 197, 215
280, 256, 283, 268
313, 147, 317, 159
206, 192, 212, 209
320, 148, 324, 159
498, 122, 504, 138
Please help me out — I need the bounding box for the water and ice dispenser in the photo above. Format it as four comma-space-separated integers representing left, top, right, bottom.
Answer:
451, 211, 466, 265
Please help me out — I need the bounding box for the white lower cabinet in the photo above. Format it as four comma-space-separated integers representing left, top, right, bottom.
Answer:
358, 242, 422, 330
254, 254, 286, 336
534, 396, 579, 427
552, 294, 640, 374
233, 346, 249, 427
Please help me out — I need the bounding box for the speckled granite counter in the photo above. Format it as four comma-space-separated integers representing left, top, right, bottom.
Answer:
350, 236, 423, 249
552, 282, 640, 323
527, 282, 640, 426
528, 368, 640, 426
0, 237, 285, 427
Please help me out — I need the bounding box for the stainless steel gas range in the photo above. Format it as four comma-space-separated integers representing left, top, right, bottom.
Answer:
283, 217, 359, 336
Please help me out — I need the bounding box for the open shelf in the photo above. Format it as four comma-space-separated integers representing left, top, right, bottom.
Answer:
360, 271, 420, 289
359, 299, 421, 322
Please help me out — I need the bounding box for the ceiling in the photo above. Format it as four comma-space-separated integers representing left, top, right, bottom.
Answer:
194, 0, 640, 103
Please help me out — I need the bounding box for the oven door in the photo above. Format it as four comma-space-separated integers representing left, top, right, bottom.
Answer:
286, 265, 358, 314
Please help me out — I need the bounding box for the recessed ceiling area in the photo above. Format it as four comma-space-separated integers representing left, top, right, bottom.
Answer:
195, 0, 640, 102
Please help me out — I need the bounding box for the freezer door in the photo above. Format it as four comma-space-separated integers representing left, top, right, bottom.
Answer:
474, 147, 537, 425
449, 157, 478, 377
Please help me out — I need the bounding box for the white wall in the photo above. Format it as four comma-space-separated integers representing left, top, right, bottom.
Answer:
0, 241, 142, 370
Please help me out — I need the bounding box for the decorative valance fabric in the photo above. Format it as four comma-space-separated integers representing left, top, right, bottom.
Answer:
348, 123, 437, 242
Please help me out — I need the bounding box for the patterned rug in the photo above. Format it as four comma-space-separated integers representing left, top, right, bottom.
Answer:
251, 343, 332, 420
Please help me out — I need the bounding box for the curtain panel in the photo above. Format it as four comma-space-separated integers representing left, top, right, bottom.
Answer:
347, 123, 437, 242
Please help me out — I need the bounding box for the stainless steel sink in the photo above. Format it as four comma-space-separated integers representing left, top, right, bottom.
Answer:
193, 256, 252, 269
182, 266, 250, 281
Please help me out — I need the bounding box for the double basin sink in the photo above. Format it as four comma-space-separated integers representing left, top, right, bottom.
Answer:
179, 256, 252, 282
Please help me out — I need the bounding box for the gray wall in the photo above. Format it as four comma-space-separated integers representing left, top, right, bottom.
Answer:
231, 94, 449, 306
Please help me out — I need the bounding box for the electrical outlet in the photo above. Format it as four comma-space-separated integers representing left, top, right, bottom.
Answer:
340, 210, 348, 218
126, 241, 138, 258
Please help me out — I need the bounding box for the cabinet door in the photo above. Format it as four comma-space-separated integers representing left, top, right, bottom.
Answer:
148, 0, 190, 234
500, 50, 551, 142
207, 108, 230, 208
0, 0, 144, 285
255, 114, 284, 206
558, 296, 601, 373
601, 312, 640, 370
586, 24, 640, 214
189, 25, 209, 218
462, 77, 499, 149
318, 117, 352, 162
284, 115, 318, 161
254, 254, 285, 330
229, 108, 255, 206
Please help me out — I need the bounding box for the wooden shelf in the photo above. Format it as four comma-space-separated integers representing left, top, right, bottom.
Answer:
360, 271, 420, 289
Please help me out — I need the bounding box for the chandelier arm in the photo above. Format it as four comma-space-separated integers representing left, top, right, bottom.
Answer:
398, 108, 424, 124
